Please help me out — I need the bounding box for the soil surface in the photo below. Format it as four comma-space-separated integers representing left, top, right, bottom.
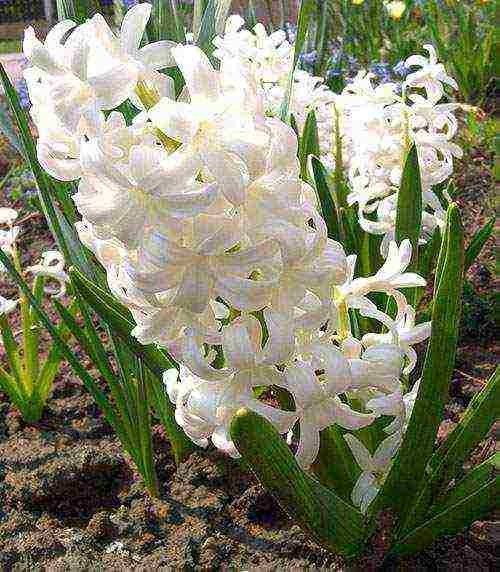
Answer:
0, 105, 498, 569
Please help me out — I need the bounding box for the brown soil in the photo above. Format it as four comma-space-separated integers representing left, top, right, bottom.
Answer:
0, 114, 498, 570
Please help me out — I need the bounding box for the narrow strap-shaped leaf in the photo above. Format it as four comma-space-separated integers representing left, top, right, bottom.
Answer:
193, 0, 208, 38
56, 0, 96, 23
464, 217, 494, 273
311, 425, 360, 502
299, 111, 320, 180
0, 104, 24, 157
136, 363, 159, 497
432, 453, 500, 514
390, 455, 499, 557
149, 0, 186, 44
279, 0, 315, 121
69, 267, 173, 376
310, 156, 342, 241
0, 367, 28, 413
428, 367, 499, 492
231, 409, 369, 557
0, 315, 22, 386
54, 299, 136, 452
196, 0, 232, 55
429, 366, 499, 478
418, 227, 441, 281
371, 204, 464, 520
33, 301, 77, 408
395, 144, 423, 306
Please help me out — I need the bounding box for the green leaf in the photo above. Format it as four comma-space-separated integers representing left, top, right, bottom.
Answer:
148, 0, 186, 44
401, 367, 499, 534
299, 111, 320, 180
0, 315, 22, 386
136, 362, 160, 497
395, 145, 423, 306
311, 425, 360, 502
69, 267, 173, 377
196, 0, 232, 55
418, 227, 441, 281
310, 156, 342, 241
390, 455, 499, 556
193, 0, 208, 38
56, 0, 97, 23
231, 409, 369, 557
464, 217, 494, 273
279, 0, 315, 121
372, 204, 464, 520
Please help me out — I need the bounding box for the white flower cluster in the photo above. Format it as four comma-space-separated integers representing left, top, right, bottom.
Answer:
23, 5, 436, 512
214, 18, 462, 254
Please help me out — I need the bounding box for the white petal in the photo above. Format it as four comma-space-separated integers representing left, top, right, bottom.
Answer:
215, 274, 273, 311
0, 208, 18, 225
344, 434, 373, 471
222, 316, 260, 370
120, 3, 151, 56
295, 415, 320, 470
149, 99, 200, 143
172, 44, 221, 104
138, 40, 176, 70
200, 147, 250, 206
88, 63, 138, 110
328, 398, 375, 430
173, 263, 214, 314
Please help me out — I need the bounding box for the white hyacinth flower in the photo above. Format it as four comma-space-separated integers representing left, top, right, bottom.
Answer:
26, 250, 69, 297
345, 432, 401, 513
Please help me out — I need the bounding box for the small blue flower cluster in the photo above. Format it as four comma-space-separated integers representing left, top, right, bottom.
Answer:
15, 77, 30, 110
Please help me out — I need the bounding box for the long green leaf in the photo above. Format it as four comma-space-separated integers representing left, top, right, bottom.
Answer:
401, 367, 499, 533
299, 111, 320, 180
372, 204, 464, 520
390, 455, 499, 556
196, 0, 232, 55
310, 156, 342, 241
395, 144, 423, 305
429, 367, 499, 491
231, 409, 369, 557
279, 0, 315, 121
0, 104, 24, 157
464, 217, 494, 272
311, 425, 360, 502
148, 0, 186, 43
69, 267, 173, 377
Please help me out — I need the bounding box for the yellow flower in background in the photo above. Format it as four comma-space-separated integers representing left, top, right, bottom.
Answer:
385, 1, 407, 20
352, 0, 365, 5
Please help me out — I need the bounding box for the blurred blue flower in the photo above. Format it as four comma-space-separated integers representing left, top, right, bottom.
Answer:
15, 77, 31, 110
300, 50, 317, 68
393, 60, 410, 78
